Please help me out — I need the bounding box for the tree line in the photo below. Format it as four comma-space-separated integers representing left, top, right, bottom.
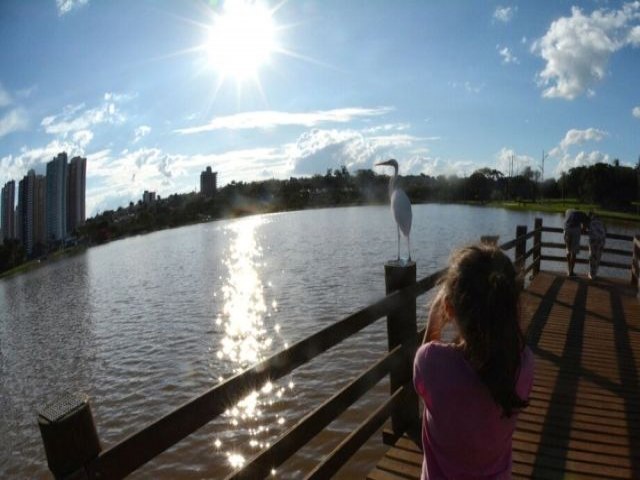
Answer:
2, 160, 639, 273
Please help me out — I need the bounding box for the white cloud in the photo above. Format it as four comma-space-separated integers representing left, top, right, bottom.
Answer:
41, 93, 126, 137
532, 3, 640, 99
287, 127, 424, 175
85, 146, 293, 215
0, 84, 11, 107
497, 45, 519, 64
495, 147, 536, 175
175, 107, 393, 134
290, 129, 371, 174
556, 150, 611, 174
179, 148, 290, 186
629, 24, 640, 44
56, 0, 89, 16
0, 108, 28, 138
72, 129, 94, 148
362, 123, 410, 134
133, 125, 151, 143
545, 128, 611, 174
633, 106, 640, 118
555, 128, 608, 152
0, 138, 86, 186
85, 147, 186, 213
493, 6, 516, 23
405, 156, 474, 177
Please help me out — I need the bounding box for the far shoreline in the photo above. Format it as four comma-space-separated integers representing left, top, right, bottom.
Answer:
2, 200, 638, 280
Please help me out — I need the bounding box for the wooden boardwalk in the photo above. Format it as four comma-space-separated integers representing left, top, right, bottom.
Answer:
367, 271, 640, 480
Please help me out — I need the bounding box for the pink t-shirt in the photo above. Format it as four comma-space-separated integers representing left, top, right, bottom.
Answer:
413, 342, 534, 479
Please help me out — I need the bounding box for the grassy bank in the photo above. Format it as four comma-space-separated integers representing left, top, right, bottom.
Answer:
0, 245, 87, 280
490, 199, 640, 223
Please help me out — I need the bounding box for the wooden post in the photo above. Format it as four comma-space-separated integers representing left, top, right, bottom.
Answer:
515, 225, 527, 275
533, 218, 543, 276
384, 260, 419, 440
38, 393, 101, 479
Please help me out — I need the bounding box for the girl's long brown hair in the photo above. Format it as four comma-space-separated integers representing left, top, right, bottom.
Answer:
442, 244, 528, 417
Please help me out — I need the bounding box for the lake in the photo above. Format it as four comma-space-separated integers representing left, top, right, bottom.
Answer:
0, 204, 634, 478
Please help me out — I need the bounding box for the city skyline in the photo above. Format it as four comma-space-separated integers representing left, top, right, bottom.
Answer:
0, 1, 639, 216
2, 151, 86, 256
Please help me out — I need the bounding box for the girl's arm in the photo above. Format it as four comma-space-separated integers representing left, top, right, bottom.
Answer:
423, 289, 447, 344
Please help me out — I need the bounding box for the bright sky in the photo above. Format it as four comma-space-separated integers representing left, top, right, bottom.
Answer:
1, 0, 639, 215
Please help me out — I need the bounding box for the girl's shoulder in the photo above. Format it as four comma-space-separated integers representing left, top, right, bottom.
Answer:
417, 340, 464, 361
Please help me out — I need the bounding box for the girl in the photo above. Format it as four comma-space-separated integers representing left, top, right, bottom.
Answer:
413, 244, 534, 479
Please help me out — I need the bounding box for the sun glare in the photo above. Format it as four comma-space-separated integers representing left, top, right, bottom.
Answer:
206, 0, 278, 81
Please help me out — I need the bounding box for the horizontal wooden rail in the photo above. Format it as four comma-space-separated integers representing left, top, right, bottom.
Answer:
226, 345, 406, 480
540, 255, 630, 270
86, 269, 443, 479
89, 278, 438, 479
305, 385, 410, 480
541, 226, 633, 242
524, 246, 535, 261
540, 242, 632, 258
500, 228, 537, 254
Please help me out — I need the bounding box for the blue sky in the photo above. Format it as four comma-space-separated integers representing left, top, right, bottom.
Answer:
1, 0, 639, 215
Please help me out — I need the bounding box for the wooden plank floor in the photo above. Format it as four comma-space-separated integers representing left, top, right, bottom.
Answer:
367, 271, 640, 479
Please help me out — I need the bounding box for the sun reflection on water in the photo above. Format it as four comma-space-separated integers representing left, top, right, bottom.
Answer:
213, 216, 292, 471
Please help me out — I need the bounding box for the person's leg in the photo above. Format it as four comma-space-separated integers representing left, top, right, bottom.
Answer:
589, 240, 596, 278
564, 230, 573, 275
593, 240, 604, 277
565, 228, 579, 276
569, 252, 576, 276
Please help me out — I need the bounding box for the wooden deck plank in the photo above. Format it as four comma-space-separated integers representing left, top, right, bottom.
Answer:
385, 447, 423, 467
368, 271, 640, 479
367, 467, 413, 480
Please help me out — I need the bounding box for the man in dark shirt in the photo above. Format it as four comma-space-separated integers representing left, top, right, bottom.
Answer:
563, 209, 590, 276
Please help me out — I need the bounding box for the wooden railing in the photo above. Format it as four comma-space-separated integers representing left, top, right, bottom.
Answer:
37, 218, 639, 479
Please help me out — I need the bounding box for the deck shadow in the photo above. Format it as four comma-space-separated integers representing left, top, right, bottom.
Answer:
529, 278, 588, 478
610, 284, 640, 476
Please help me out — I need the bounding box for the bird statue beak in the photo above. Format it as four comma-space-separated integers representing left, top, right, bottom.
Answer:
375, 160, 392, 167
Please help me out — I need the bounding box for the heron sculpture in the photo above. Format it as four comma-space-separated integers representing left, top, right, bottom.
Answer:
375, 159, 412, 261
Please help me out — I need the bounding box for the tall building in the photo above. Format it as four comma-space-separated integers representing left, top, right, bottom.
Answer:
1, 180, 15, 241
46, 152, 68, 243
34, 174, 47, 252
200, 166, 217, 197
14, 204, 22, 242
17, 170, 36, 255
67, 156, 86, 234
142, 190, 156, 205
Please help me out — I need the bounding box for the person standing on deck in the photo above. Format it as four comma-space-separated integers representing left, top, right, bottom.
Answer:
563, 209, 590, 277
413, 244, 534, 479
587, 212, 606, 280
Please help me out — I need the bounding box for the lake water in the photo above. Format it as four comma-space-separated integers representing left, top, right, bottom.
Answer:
0, 204, 635, 479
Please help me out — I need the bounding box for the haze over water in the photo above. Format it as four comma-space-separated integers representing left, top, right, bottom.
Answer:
0, 205, 634, 478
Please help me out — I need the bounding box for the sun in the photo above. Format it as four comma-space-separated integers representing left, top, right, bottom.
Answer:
205, 0, 278, 82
